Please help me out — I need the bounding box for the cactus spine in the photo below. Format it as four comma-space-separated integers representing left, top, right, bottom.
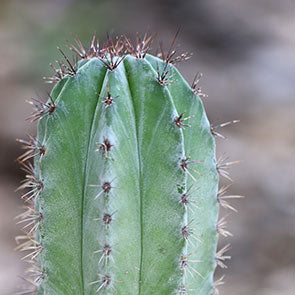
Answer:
16, 34, 238, 295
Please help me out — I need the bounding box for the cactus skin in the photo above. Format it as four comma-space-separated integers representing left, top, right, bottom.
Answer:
17, 36, 226, 295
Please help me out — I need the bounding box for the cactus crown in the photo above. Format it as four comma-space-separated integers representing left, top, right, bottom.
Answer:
16, 33, 240, 295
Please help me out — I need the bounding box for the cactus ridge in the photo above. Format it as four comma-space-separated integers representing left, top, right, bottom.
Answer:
16, 33, 241, 295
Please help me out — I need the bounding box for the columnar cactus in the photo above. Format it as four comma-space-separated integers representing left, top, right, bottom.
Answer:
16, 34, 240, 295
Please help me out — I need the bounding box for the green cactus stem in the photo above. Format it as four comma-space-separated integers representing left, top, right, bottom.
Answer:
16, 34, 240, 295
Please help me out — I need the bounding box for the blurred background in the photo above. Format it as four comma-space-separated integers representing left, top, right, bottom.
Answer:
0, 0, 294, 294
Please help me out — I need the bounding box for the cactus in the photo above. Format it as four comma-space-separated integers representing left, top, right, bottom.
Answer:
16, 33, 240, 295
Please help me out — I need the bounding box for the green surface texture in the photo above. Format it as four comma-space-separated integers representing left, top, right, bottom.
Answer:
29, 51, 219, 294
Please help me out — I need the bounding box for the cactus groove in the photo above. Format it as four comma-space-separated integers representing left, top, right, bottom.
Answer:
16, 34, 239, 295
